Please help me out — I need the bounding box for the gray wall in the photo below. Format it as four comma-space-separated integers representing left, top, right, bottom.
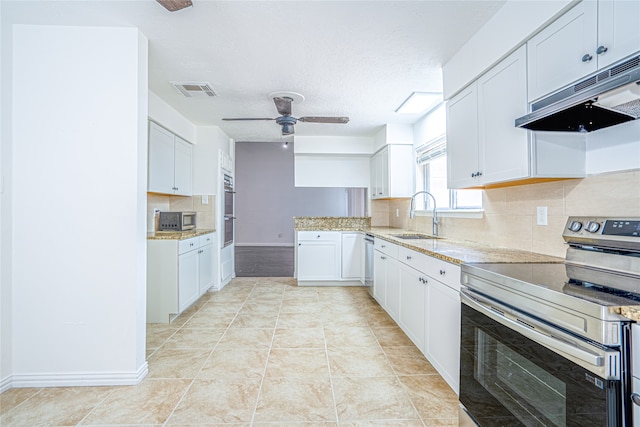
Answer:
235, 141, 349, 246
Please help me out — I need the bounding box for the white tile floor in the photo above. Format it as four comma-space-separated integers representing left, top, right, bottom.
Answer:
0, 277, 459, 426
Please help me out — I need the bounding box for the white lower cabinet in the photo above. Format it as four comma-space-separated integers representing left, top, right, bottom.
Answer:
373, 239, 461, 394
341, 233, 363, 280
296, 231, 365, 285
147, 233, 215, 323
178, 247, 199, 313
297, 231, 341, 281
425, 278, 461, 395
398, 262, 426, 351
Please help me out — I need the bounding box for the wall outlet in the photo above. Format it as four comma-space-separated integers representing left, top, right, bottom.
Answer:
396, 208, 399, 217
536, 206, 548, 226
201, 195, 209, 204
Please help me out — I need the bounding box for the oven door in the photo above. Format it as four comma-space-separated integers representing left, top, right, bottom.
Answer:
460, 290, 623, 427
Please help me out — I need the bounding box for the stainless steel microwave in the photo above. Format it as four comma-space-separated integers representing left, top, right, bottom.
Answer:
158, 211, 196, 231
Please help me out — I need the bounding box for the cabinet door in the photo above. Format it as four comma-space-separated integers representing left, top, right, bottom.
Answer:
398, 262, 426, 352
385, 257, 400, 322
198, 244, 214, 294
341, 233, 362, 280
378, 147, 389, 198
478, 46, 530, 185
173, 136, 193, 196
597, 0, 640, 69
373, 250, 387, 306
178, 248, 199, 313
527, 1, 598, 102
446, 83, 479, 189
148, 122, 176, 194
297, 240, 340, 280
387, 145, 414, 198
425, 279, 460, 395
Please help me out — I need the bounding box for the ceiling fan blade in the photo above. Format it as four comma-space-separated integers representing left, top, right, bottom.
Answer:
222, 118, 275, 121
156, 0, 192, 12
298, 116, 350, 124
273, 97, 293, 116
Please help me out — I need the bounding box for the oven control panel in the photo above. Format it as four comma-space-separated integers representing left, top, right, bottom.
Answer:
564, 217, 640, 249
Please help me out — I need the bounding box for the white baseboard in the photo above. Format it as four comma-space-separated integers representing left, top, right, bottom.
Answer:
297, 280, 364, 287
235, 243, 294, 247
9, 362, 148, 388
0, 374, 12, 393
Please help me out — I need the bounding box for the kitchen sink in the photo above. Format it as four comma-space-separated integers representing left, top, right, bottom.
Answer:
392, 234, 438, 240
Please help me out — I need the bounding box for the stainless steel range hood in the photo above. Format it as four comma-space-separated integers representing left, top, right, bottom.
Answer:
515, 53, 640, 132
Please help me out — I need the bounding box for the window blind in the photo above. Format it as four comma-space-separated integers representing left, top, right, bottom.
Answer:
416, 134, 446, 165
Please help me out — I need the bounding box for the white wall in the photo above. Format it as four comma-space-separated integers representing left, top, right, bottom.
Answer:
0, 0, 10, 391
9, 25, 148, 387
586, 120, 640, 174
148, 91, 196, 144
235, 141, 351, 246
293, 135, 372, 188
443, 0, 575, 98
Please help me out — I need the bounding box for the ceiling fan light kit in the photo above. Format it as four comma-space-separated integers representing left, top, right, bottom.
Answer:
156, 0, 193, 12
223, 92, 349, 136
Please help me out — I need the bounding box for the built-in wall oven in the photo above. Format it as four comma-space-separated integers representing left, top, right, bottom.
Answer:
459, 217, 640, 427
223, 174, 235, 247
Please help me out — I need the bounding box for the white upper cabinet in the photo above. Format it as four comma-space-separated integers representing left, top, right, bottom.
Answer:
448, 47, 529, 188
597, 0, 640, 69
446, 83, 480, 189
478, 46, 530, 185
447, 45, 585, 189
370, 145, 414, 199
148, 121, 193, 196
527, 0, 640, 102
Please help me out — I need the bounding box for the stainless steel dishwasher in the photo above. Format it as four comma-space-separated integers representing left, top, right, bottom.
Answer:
364, 234, 374, 296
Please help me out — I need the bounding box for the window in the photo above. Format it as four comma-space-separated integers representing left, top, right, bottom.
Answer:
414, 104, 482, 212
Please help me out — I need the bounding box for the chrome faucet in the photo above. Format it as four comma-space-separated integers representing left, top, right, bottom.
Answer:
409, 191, 438, 237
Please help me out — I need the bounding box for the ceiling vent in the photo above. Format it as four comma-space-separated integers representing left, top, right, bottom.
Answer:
171, 82, 217, 98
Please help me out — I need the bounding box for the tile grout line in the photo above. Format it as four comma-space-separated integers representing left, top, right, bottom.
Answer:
249, 280, 285, 426
160, 279, 257, 427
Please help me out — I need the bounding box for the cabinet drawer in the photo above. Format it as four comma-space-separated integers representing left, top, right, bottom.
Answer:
179, 237, 199, 254
374, 239, 398, 258
398, 246, 461, 291
297, 231, 341, 242
199, 233, 214, 247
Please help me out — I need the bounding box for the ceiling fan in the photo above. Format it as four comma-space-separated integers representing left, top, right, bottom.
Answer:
223, 94, 349, 136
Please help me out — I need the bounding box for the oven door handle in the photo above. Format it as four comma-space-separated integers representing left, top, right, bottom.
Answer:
461, 289, 620, 380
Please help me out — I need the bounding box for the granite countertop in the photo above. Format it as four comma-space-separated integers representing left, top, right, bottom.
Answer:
147, 229, 215, 240
294, 218, 563, 265
368, 227, 563, 265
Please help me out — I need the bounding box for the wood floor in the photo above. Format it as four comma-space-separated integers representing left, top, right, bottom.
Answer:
235, 246, 295, 277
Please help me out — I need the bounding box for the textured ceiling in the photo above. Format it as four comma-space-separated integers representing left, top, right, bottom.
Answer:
2, 0, 506, 142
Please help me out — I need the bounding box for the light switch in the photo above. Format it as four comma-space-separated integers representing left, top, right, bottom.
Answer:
201, 195, 209, 204
396, 209, 399, 217
536, 206, 548, 226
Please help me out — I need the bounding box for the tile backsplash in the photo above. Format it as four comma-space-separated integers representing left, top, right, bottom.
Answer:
373, 169, 640, 258
147, 194, 216, 232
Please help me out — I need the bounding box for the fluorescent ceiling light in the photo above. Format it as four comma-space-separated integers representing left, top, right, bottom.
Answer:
396, 92, 442, 114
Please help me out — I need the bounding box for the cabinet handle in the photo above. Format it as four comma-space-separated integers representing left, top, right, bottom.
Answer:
439, 269, 446, 275
298, 243, 302, 246
406, 256, 412, 260
477, 171, 482, 177
596, 45, 608, 55
581, 53, 593, 63
471, 172, 476, 178
317, 235, 321, 239
190, 243, 194, 247
381, 256, 386, 260
381, 245, 386, 248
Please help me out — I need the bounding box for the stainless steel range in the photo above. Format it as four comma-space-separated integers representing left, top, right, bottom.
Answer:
459, 217, 640, 427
